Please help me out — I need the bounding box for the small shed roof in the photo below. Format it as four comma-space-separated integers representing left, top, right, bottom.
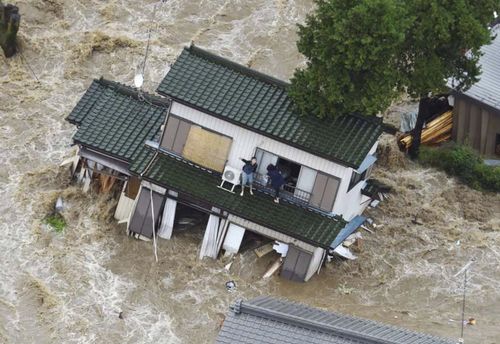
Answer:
216, 296, 456, 344
67, 78, 170, 162
453, 24, 500, 111
131, 148, 347, 249
157, 45, 382, 169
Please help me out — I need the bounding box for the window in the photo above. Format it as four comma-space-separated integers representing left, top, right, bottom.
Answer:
160, 116, 191, 154
348, 169, 369, 191
254, 148, 278, 184
182, 126, 232, 172
160, 115, 232, 172
309, 172, 340, 212
254, 148, 318, 202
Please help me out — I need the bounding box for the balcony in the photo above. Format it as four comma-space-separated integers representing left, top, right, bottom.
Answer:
253, 172, 313, 207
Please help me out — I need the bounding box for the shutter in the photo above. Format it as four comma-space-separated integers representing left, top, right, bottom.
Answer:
161, 116, 180, 151
172, 120, 191, 154
309, 173, 328, 208
282, 246, 312, 282
129, 188, 164, 238
320, 176, 339, 212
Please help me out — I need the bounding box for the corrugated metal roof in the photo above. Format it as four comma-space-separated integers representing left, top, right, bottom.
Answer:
157, 45, 382, 169
67, 78, 170, 163
216, 296, 456, 344
455, 25, 500, 110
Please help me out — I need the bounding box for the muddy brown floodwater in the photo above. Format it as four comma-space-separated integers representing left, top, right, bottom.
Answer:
1, 1, 499, 343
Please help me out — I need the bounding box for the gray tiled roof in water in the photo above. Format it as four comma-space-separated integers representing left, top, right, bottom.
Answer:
157, 45, 383, 169
216, 296, 456, 344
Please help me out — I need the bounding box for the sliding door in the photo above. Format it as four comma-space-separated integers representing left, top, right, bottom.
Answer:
309, 172, 340, 212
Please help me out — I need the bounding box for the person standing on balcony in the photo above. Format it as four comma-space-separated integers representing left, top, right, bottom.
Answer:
240, 156, 258, 196
267, 164, 285, 204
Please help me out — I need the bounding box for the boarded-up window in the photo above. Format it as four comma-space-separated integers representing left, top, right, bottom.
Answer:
309, 172, 340, 212
161, 116, 192, 154
182, 126, 232, 172
281, 246, 312, 282
129, 188, 164, 238
125, 176, 141, 199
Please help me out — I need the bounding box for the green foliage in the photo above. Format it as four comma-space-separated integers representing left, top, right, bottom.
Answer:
44, 213, 67, 233
291, 0, 499, 118
419, 144, 500, 192
400, 0, 498, 97
290, 0, 409, 118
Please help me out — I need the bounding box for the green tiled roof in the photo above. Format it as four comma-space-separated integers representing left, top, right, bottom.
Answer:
131, 149, 347, 248
67, 78, 170, 162
157, 46, 382, 168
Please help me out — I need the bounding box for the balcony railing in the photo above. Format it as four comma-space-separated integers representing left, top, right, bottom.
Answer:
253, 173, 312, 205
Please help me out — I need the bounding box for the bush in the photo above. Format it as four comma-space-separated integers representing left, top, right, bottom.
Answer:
44, 213, 67, 232
419, 144, 500, 192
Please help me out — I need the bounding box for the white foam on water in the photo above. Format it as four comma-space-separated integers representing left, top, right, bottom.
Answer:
1, 1, 499, 343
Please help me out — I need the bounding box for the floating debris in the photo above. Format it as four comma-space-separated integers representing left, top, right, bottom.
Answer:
225, 280, 236, 292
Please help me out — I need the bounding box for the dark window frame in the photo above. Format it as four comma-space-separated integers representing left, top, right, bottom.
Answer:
348, 166, 372, 192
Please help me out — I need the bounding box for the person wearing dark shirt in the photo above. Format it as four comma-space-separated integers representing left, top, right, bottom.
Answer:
267, 164, 285, 203
240, 157, 257, 196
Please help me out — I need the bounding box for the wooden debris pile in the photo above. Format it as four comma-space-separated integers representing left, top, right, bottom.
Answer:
398, 110, 453, 151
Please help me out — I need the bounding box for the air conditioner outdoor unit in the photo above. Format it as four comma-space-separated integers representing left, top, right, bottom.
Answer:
218, 165, 241, 193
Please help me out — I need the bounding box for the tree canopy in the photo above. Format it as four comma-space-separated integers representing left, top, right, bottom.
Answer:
290, 0, 500, 119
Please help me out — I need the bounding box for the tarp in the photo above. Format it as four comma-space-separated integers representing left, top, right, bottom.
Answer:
330, 215, 366, 250
400, 111, 417, 133
356, 154, 377, 174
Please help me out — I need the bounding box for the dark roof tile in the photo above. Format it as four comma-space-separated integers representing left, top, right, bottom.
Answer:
67, 78, 170, 163
130, 150, 346, 248
157, 46, 382, 168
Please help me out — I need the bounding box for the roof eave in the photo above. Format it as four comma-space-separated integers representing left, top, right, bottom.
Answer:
137, 171, 334, 249
451, 89, 500, 116
73, 140, 132, 164
158, 93, 369, 169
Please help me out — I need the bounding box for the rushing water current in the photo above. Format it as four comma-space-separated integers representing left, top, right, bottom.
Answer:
1, 1, 499, 343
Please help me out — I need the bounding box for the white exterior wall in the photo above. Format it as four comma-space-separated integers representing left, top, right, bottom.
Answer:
171, 101, 376, 221
338, 142, 378, 220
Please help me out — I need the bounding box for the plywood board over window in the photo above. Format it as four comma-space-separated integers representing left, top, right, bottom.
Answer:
182, 126, 232, 172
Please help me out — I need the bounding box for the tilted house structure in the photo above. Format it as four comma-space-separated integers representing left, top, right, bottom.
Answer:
66, 78, 170, 217
451, 24, 500, 159
66, 45, 382, 282
216, 296, 456, 344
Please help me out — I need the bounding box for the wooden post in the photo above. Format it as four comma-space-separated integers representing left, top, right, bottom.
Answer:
0, 2, 20, 58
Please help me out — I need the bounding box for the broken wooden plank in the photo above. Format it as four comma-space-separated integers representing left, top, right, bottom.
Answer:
263, 257, 282, 279
254, 242, 274, 258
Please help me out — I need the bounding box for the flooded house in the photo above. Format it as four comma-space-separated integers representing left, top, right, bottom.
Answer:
450, 23, 500, 160
216, 296, 456, 344
66, 45, 382, 282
